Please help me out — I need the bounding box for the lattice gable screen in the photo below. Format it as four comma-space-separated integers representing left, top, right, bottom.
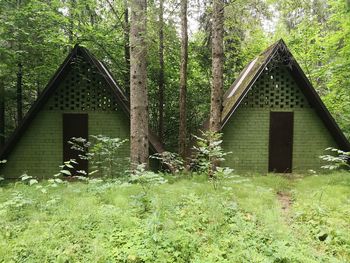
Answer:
241, 64, 311, 109
47, 58, 119, 111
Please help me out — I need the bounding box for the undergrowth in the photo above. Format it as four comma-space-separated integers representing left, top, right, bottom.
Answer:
0, 172, 349, 262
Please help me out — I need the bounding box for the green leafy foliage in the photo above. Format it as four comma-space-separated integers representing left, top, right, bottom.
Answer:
16, 162, 68, 194
150, 151, 185, 174
273, 0, 350, 139
129, 164, 168, 194
0, 0, 275, 151
69, 135, 128, 177
0, 160, 6, 184
191, 131, 232, 178
0, 191, 34, 221
55, 159, 79, 177
320, 147, 350, 170
129, 164, 167, 214
20, 173, 38, 186
210, 166, 234, 190
0, 173, 349, 262
290, 174, 350, 261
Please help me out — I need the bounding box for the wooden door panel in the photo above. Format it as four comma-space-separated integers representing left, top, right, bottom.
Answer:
63, 114, 88, 175
268, 112, 293, 173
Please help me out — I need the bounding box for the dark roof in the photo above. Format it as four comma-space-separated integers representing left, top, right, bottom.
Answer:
221, 39, 350, 151
0, 45, 164, 160
222, 40, 280, 124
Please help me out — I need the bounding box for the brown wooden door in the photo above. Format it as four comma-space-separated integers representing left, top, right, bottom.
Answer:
63, 114, 88, 175
268, 112, 293, 173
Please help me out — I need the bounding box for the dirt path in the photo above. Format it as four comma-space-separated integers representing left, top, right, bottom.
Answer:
277, 191, 293, 221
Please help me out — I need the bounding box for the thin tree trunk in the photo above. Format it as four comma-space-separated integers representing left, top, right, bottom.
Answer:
104, 0, 130, 95
124, 0, 130, 96
0, 80, 5, 149
178, 0, 188, 158
15, 0, 23, 126
16, 63, 23, 126
210, 0, 224, 132
158, 0, 165, 143
130, 0, 149, 169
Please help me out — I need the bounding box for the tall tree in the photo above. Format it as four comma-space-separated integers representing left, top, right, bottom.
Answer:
124, 0, 130, 95
0, 79, 4, 149
178, 0, 188, 158
210, 0, 224, 132
158, 0, 165, 143
130, 0, 149, 168
15, 0, 23, 126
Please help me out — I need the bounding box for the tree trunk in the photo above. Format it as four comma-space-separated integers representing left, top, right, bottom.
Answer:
15, 0, 23, 126
0, 80, 5, 149
158, 0, 165, 143
130, 0, 149, 169
124, 0, 130, 96
178, 0, 188, 158
210, 0, 224, 132
16, 63, 23, 126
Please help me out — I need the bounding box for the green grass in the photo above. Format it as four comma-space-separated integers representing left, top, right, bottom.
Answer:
0, 172, 349, 262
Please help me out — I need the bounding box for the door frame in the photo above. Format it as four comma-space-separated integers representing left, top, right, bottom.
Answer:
268, 111, 294, 173
62, 113, 89, 175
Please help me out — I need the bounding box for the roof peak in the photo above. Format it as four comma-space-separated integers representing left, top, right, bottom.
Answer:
0, 44, 165, 161
277, 38, 285, 44
220, 40, 350, 151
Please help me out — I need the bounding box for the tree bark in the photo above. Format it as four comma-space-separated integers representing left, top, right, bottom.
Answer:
130, 0, 149, 169
124, 0, 130, 96
178, 0, 188, 158
15, 0, 23, 126
0, 80, 5, 149
158, 0, 165, 143
16, 63, 23, 126
210, 0, 224, 132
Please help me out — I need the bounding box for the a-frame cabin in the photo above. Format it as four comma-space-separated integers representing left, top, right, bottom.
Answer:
219, 39, 350, 173
0, 45, 164, 179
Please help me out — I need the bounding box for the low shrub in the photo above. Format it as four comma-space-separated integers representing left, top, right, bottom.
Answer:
0, 172, 349, 262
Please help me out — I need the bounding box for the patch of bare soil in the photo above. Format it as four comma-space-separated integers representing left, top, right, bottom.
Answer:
277, 191, 293, 221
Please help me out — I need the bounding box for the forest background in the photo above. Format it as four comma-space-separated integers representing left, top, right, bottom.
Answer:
0, 0, 349, 152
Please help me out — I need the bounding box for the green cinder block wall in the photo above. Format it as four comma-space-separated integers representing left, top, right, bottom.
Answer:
1, 61, 131, 179
222, 65, 338, 173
